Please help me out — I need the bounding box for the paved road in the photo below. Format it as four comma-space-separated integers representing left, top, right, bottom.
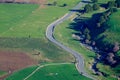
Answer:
46, 1, 95, 80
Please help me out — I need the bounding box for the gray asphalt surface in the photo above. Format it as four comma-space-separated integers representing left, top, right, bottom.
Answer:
46, 1, 95, 80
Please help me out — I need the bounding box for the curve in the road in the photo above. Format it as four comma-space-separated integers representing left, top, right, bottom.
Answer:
46, 1, 95, 80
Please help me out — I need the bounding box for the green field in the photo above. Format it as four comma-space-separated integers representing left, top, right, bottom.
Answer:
0, 70, 7, 77
0, 0, 90, 79
6, 64, 91, 80
5, 66, 38, 80
0, 0, 80, 63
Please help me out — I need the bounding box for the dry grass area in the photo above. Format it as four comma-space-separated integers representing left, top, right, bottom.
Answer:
0, 50, 38, 80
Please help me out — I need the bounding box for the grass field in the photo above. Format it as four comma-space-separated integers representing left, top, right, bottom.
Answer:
0, 0, 85, 79
0, 0, 80, 63
0, 0, 80, 38
5, 66, 38, 80
6, 64, 91, 80
0, 70, 7, 77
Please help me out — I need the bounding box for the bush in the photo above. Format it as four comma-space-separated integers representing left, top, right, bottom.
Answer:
107, 1, 116, 8
84, 4, 93, 13
108, 8, 118, 13
93, 3, 100, 10
62, 3, 67, 7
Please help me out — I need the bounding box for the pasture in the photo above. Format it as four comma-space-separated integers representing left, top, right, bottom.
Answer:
6, 64, 91, 80
0, 0, 80, 63
0, 0, 80, 79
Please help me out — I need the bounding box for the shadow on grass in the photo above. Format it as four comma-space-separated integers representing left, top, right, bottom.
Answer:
81, 1, 92, 4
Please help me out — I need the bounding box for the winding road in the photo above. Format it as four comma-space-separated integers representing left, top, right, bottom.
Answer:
46, 0, 95, 80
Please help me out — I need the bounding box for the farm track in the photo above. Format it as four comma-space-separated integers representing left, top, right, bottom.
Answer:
23, 63, 71, 80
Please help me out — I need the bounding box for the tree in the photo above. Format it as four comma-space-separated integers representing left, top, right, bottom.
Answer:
106, 53, 116, 65
53, 1, 57, 6
91, 0, 98, 3
86, 33, 91, 40
107, 1, 115, 8
93, 3, 100, 10
84, 28, 91, 40
84, 27, 90, 35
98, 16, 106, 24
108, 7, 118, 13
115, 0, 120, 7
62, 3, 67, 7
84, 4, 93, 13
113, 42, 119, 52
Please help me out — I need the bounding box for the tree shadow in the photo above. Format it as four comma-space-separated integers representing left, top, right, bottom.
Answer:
69, 9, 84, 13
81, 1, 92, 4
100, 4, 108, 9
67, 11, 111, 51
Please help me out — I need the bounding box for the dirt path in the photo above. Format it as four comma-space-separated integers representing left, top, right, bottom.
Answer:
23, 63, 71, 80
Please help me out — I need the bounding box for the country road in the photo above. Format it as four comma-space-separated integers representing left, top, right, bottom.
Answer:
46, 0, 95, 80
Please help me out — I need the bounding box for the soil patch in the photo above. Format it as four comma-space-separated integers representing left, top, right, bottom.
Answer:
0, 50, 38, 80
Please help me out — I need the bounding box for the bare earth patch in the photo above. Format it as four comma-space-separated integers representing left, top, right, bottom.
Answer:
0, 50, 38, 80
0, 0, 47, 4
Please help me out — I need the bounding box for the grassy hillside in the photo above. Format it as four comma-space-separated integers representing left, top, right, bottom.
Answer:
6, 64, 91, 80
102, 10, 120, 44
5, 66, 38, 80
0, 0, 80, 63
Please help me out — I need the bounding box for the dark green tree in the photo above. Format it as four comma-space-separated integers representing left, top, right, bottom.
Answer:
86, 33, 91, 40
115, 0, 120, 7
53, 1, 57, 6
108, 7, 118, 13
84, 4, 93, 13
99, 16, 106, 24
107, 1, 115, 8
84, 28, 91, 42
62, 3, 67, 7
84, 28, 90, 35
93, 3, 100, 10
